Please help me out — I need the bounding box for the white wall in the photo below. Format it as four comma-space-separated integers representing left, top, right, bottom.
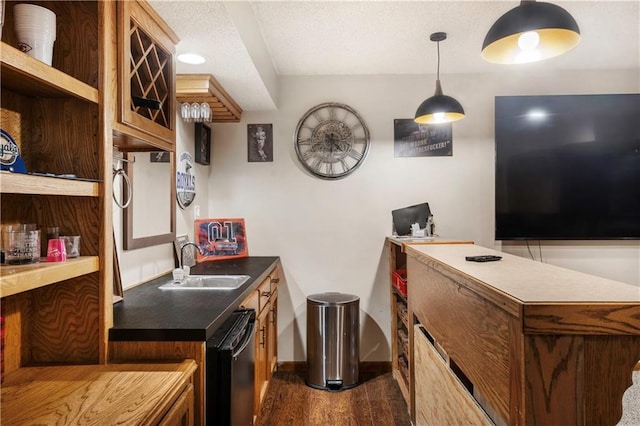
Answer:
208, 69, 640, 362
116, 68, 639, 362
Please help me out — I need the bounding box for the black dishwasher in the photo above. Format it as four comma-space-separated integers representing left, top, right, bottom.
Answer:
206, 308, 256, 426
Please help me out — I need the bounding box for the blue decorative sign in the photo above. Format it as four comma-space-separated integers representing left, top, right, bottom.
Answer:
0, 129, 27, 173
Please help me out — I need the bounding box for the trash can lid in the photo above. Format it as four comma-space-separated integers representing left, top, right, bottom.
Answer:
307, 292, 359, 305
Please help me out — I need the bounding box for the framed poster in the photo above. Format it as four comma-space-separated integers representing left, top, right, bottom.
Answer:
194, 218, 248, 261
393, 119, 453, 157
247, 123, 273, 162
150, 151, 170, 163
194, 123, 211, 165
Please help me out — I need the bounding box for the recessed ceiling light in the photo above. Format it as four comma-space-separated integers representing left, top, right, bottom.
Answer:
177, 53, 206, 65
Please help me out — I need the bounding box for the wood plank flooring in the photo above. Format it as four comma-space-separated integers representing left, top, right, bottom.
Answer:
256, 370, 411, 426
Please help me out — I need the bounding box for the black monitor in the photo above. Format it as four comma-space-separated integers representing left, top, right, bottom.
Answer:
392, 203, 432, 236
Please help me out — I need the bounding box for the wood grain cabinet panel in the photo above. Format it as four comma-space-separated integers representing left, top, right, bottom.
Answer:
414, 325, 493, 426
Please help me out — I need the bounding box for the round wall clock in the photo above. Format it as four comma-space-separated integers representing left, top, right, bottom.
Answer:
294, 102, 370, 180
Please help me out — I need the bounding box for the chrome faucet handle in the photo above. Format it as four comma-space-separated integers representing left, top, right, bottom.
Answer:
180, 242, 203, 270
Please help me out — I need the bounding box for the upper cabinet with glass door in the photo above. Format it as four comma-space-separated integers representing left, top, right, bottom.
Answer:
113, 0, 179, 152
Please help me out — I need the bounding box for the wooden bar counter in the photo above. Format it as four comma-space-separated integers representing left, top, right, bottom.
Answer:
406, 243, 640, 426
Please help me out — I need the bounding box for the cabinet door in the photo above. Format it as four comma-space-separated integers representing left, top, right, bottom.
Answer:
414, 325, 493, 426
116, 0, 178, 150
267, 291, 278, 378
254, 305, 269, 414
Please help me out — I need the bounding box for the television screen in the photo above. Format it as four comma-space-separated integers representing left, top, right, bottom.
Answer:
495, 94, 640, 240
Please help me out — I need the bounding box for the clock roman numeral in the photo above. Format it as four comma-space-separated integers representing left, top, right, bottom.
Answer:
348, 150, 363, 161
297, 137, 311, 146
310, 157, 323, 172
301, 150, 315, 161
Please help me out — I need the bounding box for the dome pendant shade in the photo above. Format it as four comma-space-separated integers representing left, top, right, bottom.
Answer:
414, 32, 465, 124
415, 80, 465, 124
482, 1, 580, 64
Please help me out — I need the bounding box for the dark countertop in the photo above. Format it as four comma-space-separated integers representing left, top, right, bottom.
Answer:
110, 256, 279, 342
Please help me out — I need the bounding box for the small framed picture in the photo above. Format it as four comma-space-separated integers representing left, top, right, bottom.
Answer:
247, 123, 273, 162
195, 123, 211, 165
150, 151, 170, 163
393, 119, 453, 157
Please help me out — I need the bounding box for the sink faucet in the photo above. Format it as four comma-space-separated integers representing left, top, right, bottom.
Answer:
180, 242, 203, 270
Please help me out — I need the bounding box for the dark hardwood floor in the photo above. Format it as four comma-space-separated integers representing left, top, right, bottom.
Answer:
256, 370, 411, 426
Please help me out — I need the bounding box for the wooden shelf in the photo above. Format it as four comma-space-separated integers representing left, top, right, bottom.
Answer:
0, 256, 100, 298
0, 172, 99, 197
0, 42, 99, 104
176, 74, 243, 122
1, 360, 197, 425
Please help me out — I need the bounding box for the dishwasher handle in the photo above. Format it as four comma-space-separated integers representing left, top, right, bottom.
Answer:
232, 317, 256, 358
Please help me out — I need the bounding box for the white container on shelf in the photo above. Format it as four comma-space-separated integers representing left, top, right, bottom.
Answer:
13, 3, 56, 65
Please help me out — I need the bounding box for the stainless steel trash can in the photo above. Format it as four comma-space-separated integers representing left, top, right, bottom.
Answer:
306, 292, 359, 391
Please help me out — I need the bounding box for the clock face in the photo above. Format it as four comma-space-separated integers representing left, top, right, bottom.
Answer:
294, 102, 370, 180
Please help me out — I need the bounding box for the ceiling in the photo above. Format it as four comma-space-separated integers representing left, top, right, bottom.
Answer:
149, 1, 640, 112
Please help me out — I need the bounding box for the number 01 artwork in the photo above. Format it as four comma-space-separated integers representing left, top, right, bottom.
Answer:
194, 218, 248, 261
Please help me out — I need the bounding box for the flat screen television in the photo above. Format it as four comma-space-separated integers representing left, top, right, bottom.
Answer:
495, 93, 640, 240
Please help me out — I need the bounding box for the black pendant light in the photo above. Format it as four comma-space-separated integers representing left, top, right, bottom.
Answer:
415, 32, 465, 125
482, 0, 580, 64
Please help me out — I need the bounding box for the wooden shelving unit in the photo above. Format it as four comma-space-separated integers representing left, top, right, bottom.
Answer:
387, 237, 474, 419
1, 2, 197, 423
388, 238, 411, 410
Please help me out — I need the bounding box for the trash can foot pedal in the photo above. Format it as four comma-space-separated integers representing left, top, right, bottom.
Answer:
326, 380, 343, 391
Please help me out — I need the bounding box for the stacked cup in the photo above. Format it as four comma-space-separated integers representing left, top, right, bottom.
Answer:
13, 3, 56, 65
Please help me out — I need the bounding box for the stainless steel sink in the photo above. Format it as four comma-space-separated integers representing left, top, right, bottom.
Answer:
159, 275, 251, 290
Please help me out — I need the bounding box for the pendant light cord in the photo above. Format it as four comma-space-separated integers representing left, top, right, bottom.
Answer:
436, 40, 440, 81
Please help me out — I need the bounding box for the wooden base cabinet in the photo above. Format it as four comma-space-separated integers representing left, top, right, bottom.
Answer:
241, 263, 281, 419
407, 243, 640, 426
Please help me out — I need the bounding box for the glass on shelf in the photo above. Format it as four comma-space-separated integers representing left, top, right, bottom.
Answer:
200, 102, 211, 122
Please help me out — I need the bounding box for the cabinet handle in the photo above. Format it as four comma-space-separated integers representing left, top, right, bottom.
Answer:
260, 326, 266, 347
270, 277, 280, 285
261, 291, 271, 297
132, 95, 162, 110
270, 307, 276, 324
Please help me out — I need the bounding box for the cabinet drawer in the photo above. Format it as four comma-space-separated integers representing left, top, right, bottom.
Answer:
257, 277, 272, 313
240, 289, 259, 312
414, 325, 493, 426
